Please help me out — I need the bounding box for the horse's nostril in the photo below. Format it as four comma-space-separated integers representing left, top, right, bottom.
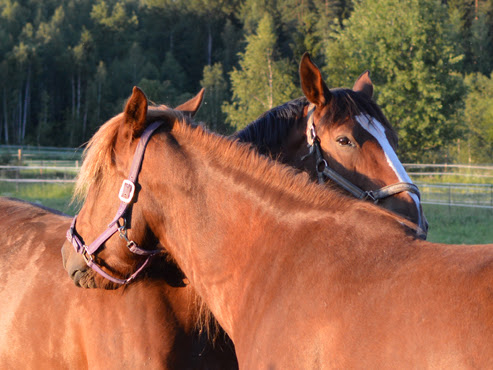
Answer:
71, 268, 88, 287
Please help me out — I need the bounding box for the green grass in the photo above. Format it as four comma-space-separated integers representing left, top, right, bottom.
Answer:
423, 204, 493, 244
1, 183, 491, 245
0, 182, 79, 215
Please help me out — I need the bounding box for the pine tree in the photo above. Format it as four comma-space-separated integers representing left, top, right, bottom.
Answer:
461, 73, 493, 163
222, 13, 298, 130
197, 62, 232, 134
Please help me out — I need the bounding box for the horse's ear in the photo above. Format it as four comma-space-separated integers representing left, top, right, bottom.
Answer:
124, 86, 148, 137
175, 88, 205, 117
353, 70, 373, 98
299, 52, 331, 107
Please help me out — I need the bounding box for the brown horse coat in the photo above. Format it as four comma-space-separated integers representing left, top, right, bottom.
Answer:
62, 87, 493, 368
0, 197, 237, 369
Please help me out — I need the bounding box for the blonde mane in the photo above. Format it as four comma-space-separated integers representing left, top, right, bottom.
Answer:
73, 114, 121, 202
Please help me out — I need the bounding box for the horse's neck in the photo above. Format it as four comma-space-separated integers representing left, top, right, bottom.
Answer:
149, 137, 329, 339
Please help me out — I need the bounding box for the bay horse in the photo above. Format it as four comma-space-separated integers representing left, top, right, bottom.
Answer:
62, 85, 493, 368
236, 53, 427, 237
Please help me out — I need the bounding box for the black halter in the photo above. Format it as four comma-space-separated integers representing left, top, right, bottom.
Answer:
304, 104, 421, 202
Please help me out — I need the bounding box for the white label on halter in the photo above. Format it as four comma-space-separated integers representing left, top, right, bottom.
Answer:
356, 114, 422, 226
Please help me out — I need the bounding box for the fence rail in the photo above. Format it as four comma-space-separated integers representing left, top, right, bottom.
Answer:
415, 182, 493, 209
0, 145, 82, 164
1, 162, 493, 209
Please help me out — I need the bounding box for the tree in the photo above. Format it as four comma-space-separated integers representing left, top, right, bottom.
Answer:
197, 62, 232, 134
223, 14, 298, 130
324, 0, 466, 162
460, 73, 493, 164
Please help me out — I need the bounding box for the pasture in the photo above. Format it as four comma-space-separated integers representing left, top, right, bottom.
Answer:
0, 177, 491, 245
0, 146, 491, 244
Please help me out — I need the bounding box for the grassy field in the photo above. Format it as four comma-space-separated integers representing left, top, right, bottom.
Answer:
0, 182, 491, 245
0, 182, 78, 215
423, 203, 493, 244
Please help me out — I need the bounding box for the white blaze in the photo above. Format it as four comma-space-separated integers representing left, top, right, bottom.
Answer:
356, 114, 422, 227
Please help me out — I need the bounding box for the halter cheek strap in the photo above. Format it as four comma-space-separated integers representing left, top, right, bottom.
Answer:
304, 104, 421, 202
66, 120, 164, 285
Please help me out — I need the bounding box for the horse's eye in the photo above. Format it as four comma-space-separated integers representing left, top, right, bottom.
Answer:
336, 136, 352, 146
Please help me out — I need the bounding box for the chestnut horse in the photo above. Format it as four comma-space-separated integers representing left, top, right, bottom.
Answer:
0, 197, 237, 368
236, 53, 427, 236
65, 54, 427, 289
62, 85, 493, 368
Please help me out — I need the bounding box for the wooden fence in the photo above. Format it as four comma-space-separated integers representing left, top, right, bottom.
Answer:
1, 150, 492, 209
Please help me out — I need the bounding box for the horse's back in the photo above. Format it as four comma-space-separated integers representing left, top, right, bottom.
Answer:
0, 197, 85, 368
0, 197, 237, 369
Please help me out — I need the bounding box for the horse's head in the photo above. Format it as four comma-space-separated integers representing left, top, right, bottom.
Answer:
299, 53, 427, 237
61, 89, 205, 289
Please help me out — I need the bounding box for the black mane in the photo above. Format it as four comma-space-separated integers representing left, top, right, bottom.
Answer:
234, 89, 396, 154
234, 97, 308, 155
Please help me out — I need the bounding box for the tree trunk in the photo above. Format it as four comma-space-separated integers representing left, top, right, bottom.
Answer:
267, 56, 273, 109
77, 70, 81, 121
97, 80, 102, 124
21, 64, 31, 142
69, 73, 76, 146
207, 23, 213, 66
2, 87, 8, 144
18, 90, 22, 144
82, 86, 88, 140
71, 74, 76, 120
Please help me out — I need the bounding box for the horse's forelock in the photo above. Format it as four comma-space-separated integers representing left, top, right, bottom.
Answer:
73, 106, 186, 203
324, 89, 397, 145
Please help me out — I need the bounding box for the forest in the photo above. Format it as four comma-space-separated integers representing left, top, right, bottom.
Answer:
0, 0, 492, 163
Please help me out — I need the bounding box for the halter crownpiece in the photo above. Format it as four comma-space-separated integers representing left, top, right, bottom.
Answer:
66, 120, 164, 285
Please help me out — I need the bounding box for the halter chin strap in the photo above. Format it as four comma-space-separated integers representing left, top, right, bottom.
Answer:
66, 121, 164, 285
305, 104, 421, 202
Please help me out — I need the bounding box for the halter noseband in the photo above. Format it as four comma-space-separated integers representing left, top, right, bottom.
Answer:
66, 121, 164, 285
304, 104, 421, 202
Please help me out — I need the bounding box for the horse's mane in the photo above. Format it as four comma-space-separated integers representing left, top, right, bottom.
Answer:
77, 97, 403, 219
235, 97, 308, 154
73, 113, 121, 201
235, 89, 397, 152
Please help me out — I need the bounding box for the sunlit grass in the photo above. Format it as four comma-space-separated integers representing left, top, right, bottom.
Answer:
423, 204, 493, 244
0, 182, 79, 215
1, 183, 492, 245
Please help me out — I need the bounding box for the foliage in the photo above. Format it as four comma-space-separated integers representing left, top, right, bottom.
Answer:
0, 0, 491, 164
324, 0, 468, 162
197, 63, 233, 134
222, 13, 298, 129
460, 73, 493, 164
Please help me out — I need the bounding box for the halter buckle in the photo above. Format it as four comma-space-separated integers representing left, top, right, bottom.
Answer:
119, 180, 136, 204
82, 249, 94, 264
118, 221, 137, 250
363, 191, 378, 203
316, 158, 328, 174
